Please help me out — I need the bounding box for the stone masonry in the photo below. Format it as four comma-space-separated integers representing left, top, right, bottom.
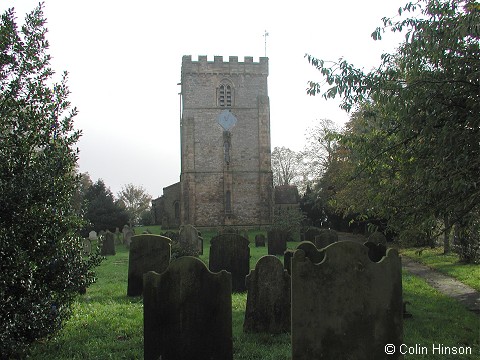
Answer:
178, 55, 273, 228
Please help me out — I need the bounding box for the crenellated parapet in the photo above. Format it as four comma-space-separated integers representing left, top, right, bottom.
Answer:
182, 55, 268, 75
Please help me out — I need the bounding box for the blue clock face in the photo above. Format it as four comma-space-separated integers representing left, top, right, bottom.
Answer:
217, 109, 237, 130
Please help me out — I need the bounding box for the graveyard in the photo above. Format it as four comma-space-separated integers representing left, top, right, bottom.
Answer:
26, 227, 479, 360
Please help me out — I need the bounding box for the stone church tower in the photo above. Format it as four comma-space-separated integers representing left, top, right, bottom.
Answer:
179, 55, 273, 228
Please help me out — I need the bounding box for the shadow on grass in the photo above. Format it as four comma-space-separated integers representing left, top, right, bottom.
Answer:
402, 272, 479, 359
232, 306, 291, 360
78, 293, 143, 306
28, 271, 479, 360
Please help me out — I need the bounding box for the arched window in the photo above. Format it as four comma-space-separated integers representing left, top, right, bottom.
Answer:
218, 81, 233, 107
174, 201, 180, 220
225, 190, 232, 213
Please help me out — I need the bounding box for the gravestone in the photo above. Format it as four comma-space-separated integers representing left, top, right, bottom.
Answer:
368, 231, 387, 246
364, 241, 387, 262
143, 257, 232, 360
122, 225, 130, 243
314, 229, 338, 249
283, 249, 295, 275
114, 227, 122, 244
127, 234, 171, 297
267, 229, 288, 255
88, 230, 97, 240
162, 230, 179, 243
244, 255, 291, 334
124, 228, 135, 249
291, 241, 403, 360
303, 227, 322, 242
296, 241, 325, 263
82, 238, 92, 255
284, 242, 325, 275
100, 230, 115, 256
209, 233, 249, 292
179, 224, 203, 255
255, 234, 266, 247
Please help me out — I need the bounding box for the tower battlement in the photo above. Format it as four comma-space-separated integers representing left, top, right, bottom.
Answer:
182, 55, 268, 75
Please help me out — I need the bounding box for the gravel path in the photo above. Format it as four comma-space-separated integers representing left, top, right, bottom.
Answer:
334, 232, 479, 315
402, 256, 480, 316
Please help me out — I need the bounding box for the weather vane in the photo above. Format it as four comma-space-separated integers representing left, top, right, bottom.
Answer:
263, 30, 269, 57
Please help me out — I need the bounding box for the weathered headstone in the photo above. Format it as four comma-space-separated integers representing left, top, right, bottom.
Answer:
143, 257, 232, 360
255, 234, 266, 247
179, 224, 203, 255
291, 241, 403, 360
88, 230, 97, 240
267, 229, 288, 255
368, 231, 387, 246
162, 230, 179, 243
314, 229, 338, 249
114, 227, 122, 244
244, 255, 291, 334
283, 249, 295, 275
124, 228, 134, 249
100, 230, 115, 256
122, 224, 130, 243
296, 241, 325, 263
364, 241, 387, 262
82, 238, 92, 255
209, 233, 249, 292
303, 227, 322, 242
284, 242, 325, 275
127, 234, 171, 297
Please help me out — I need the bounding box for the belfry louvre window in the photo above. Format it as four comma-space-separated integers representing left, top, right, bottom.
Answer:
218, 84, 233, 107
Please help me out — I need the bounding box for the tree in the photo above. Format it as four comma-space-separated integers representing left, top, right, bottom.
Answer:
271, 120, 339, 196
83, 179, 129, 233
299, 185, 326, 228
72, 171, 93, 215
306, 0, 479, 257
140, 209, 154, 226
302, 118, 339, 182
271, 146, 304, 189
0, 5, 101, 357
117, 183, 152, 226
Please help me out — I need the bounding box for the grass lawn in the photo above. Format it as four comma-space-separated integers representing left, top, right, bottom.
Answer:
27, 234, 479, 359
400, 247, 480, 291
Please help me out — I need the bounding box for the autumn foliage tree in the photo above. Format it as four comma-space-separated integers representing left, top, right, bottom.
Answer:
117, 183, 152, 226
306, 0, 479, 259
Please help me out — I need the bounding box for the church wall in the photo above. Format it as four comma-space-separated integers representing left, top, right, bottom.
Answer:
179, 55, 273, 228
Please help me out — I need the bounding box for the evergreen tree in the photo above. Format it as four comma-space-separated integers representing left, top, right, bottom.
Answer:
0, 5, 101, 357
83, 179, 129, 233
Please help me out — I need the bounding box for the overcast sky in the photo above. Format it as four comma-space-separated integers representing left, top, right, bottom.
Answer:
3, 0, 408, 199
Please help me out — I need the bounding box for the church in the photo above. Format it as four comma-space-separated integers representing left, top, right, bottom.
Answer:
152, 55, 274, 229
